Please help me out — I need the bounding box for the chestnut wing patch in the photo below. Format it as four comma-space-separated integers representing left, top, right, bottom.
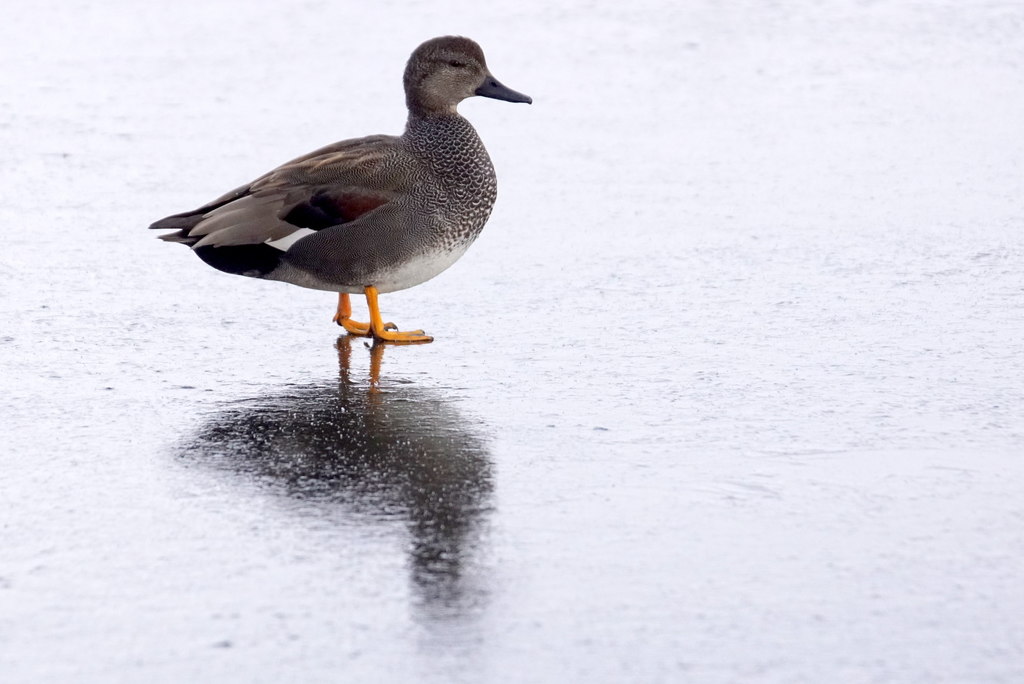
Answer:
283, 190, 391, 230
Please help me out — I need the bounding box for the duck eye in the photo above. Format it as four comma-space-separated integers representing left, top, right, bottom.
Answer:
448, 60, 467, 68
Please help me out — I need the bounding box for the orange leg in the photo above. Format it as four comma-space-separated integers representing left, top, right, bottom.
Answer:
333, 292, 398, 336
363, 286, 432, 344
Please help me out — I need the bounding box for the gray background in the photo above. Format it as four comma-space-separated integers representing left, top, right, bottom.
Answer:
2, 1, 1023, 682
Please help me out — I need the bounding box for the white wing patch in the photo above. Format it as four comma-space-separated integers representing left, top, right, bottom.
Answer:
265, 228, 316, 251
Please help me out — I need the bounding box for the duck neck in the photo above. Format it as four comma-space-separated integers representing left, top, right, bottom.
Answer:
404, 111, 495, 189
405, 110, 477, 150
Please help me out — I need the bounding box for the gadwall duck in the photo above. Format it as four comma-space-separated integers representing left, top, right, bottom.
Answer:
150, 36, 530, 343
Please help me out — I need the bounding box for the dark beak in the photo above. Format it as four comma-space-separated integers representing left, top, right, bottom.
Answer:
475, 75, 532, 104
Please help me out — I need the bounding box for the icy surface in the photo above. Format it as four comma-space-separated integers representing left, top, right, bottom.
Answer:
2, 1, 1024, 682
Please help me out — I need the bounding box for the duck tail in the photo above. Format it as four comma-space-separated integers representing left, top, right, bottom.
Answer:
149, 183, 253, 245
152, 220, 201, 246
149, 210, 206, 245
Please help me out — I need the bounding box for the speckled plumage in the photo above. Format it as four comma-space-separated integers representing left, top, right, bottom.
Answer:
150, 36, 530, 295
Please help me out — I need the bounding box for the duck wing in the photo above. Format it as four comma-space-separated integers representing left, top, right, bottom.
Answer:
150, 135, 415, 249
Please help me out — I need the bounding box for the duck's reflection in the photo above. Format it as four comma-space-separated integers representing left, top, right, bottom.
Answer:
181, 337, 494, 615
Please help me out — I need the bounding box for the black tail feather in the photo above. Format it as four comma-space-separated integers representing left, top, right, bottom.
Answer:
149, 213, 205, 233
148, 183, 252, 234
193, 243, 282, 277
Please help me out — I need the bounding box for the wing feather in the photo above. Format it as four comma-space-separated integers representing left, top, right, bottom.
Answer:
151, 134, 415, 249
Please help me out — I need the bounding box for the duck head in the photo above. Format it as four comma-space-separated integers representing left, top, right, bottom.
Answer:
404, 36, 532, 116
